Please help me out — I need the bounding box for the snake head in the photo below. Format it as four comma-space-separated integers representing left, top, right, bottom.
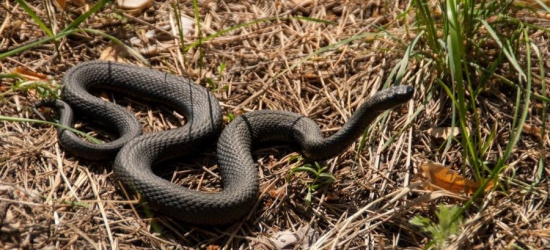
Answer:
372, 85, 415, 111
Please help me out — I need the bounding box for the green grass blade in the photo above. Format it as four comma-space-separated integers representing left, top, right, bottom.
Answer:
0, 74, 21, 79
0, 116, 102, 144
534, 0, 550, 12
171, 1, 187, 65
391, 31, 423, 86
80, 28, 149, 65
446, 0, 481, 175
191, 0, 205, 74
502, 30, 531, 161
291, 166, 318, 175
14, 0, 53, 37
456, 29, 534, 222
531, 43, 547, 153
61, 0, 109, 32
0, 29, 75, 60
481, 20, 526, 80
412, 0, 440, 53
1, 0, 108, 59
370, 33, 424, 153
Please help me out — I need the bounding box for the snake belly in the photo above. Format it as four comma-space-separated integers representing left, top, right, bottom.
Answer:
52, 61, 414, 225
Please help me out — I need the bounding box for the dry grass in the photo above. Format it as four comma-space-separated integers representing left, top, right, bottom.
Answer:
1, 0, 549, 249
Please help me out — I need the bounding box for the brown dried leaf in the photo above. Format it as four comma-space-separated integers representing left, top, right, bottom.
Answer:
12, 67, 48, 80
268, 187, 285, 199
54, 0, 67, 10
418, 161, 494, 194
427, 127, 461, 140
116, 0, 153, 10
291, 0, 314, 7
269, 225, 313, 249
522, 124, 546, 141
70, 0, 87, 6
99, 43, 128, 63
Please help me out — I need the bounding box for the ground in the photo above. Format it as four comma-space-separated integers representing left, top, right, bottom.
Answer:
1, 0, 549, 249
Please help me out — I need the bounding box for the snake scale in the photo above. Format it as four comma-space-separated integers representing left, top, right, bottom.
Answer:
42, 61, 414, 225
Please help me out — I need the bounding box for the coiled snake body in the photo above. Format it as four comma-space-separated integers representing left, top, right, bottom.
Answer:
45, 61, 414, 225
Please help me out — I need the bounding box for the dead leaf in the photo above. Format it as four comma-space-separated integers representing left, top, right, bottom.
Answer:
98, 91, 110, 101
250, 241, 275, 250
268, 187, 286, 199
12, 67, 48, 80
0, 198, 12, 226
205, 245, 221, 250
140, 45, 160, 56
70, 0, 87, 7
269, 225, 314, 250
0, 220, 19, 234
418, 161, 494, 195
54, 0, 67, 10
116, 0, 153, 10
291, 0, 314, 7
364, 33, 382, 42
426, 127, 463, 140
174, 14, 195, 37
323, 191, 340, 202
523, 124, 546, 141
99, 43, 128, 63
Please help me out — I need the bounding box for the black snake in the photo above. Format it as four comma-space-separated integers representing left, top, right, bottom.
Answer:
40, 61, 414, 225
